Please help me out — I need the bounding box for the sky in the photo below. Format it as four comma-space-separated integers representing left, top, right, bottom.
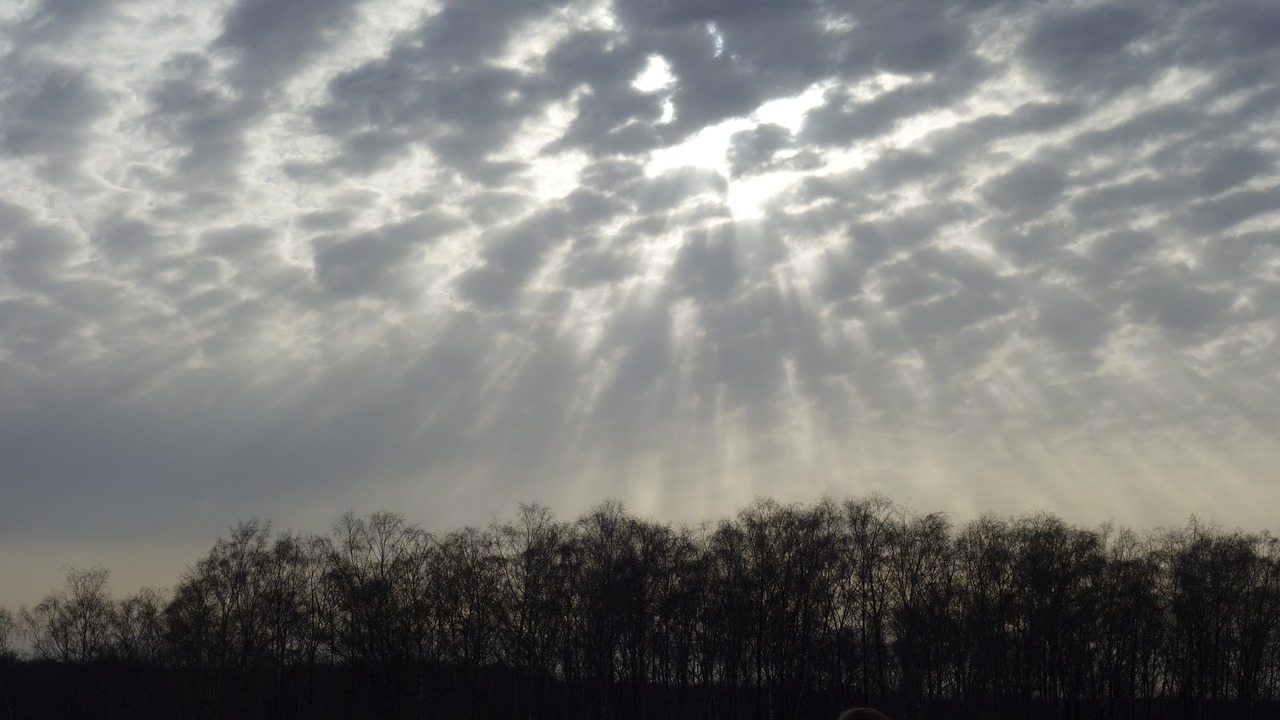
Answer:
2, 0, 1278, 607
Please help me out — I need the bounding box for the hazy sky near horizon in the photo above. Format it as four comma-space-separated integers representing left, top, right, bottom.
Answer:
2, 0, 1279, 606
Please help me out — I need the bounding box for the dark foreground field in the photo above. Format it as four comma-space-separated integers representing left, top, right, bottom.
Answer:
4, 660, 1279, 720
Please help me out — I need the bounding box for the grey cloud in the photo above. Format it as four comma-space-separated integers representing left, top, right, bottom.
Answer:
923, 101, 1084, 163
314, 211, 464, 298
563, 4, 832, 163
613, 0, 809, 28
875, 260, 953, 310
312, 0, 567, 178
1128, 276, 1235, 337
797, 152, 936, 203
95, 219, 175, 267
657, 29, 764, 133
200, 225, 275, 260
542, 31, 664, 156
579, 292, 682, 466
1195, 148, 1273, 196
832, 4, 974, 77
317, 61, 543, 178
455, 209, 570, 309
308, 130, 414, 177
1068, 175, 1190, 224
1199, 231, 1280, 283
603, 296, 673, 394
705, 328, 787, 427
1020, 4, 1152, 91
817, 249, 865, 303
1172, 2, 1280, 67
850, 205, 972, 267
910, 245, 1002, 295
670, 228, 741, 301
563, 189, 624, 228
980, 161, 1067, 215
141, 55, 252, 200
670, 221, 789, 303
879, 246, 1010, 340
1035, 286, 1116, 361
727, 123, 792, 178
712, 7, 831, 84
1038, 228, 1163, 300
816, 100, 1080, 202
548, 85, 666, 156
215, 0, 368, 90
815, 203, 973, 304
177, 286, 241, 321
1179, 186, 1280, 236
553, 3, 826, 152
296, 209, 359, 232
1064, 142, 1274, 231
0, 297, 86, 375
645, 3, 840, 133
1069, 103, 1202, 157
463, 191, 536, 226
634, 167, 728, 214
0, 200, 31, 232
16, 0, 126, 42
560, 237, 639, 289
135, 0, 367, 207
578, 158, 648, 194
0, 59, 106, 182
0, 218, 83, 295
895, 287, 1008, 339
801, 67, 983, 147
682, 281, 839, 433
1088, 230, 1159, 273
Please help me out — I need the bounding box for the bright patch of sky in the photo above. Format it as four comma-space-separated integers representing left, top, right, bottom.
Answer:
644, 83, 830, 218
632, 54, 674, 92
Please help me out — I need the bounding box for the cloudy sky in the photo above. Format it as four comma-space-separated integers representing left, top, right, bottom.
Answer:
2, 0, 1279, 605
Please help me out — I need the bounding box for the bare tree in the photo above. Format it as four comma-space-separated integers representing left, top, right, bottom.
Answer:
0, 607, 16, 661
20, 566, 115, 665
0, 605, 17, 720
314, 511, 436, 718
9, 497, 1280, 720
841, 494, 903, 707
887, 511, 954, 719
111, 587, 168, 664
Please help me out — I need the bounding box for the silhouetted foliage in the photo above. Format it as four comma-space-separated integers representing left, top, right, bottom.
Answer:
6, 497, 1280, 719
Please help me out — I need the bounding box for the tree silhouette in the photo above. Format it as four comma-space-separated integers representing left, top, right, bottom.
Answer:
4, 496, 1280, 720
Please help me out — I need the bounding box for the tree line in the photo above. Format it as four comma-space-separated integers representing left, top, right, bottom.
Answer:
3, 496, 1280, 720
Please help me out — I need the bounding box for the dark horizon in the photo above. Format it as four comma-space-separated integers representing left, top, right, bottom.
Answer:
4, 494, 1280, 719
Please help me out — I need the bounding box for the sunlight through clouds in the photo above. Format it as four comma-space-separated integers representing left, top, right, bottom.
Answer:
2, 0, 1280, 611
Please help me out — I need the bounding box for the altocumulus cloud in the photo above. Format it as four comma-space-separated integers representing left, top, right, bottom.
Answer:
1, 0, 1279, 604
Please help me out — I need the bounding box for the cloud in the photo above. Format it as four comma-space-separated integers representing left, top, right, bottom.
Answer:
1020, 4, 1152, 92
2, 0, 1280, 611
0, 58, 106, 183
980, 161, 1067, 215
455, 209, 571, 309
215, 0, 369, 90
1127, 275, 1235, 337
727, 124, 793, 178
313, 211, 464, 298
